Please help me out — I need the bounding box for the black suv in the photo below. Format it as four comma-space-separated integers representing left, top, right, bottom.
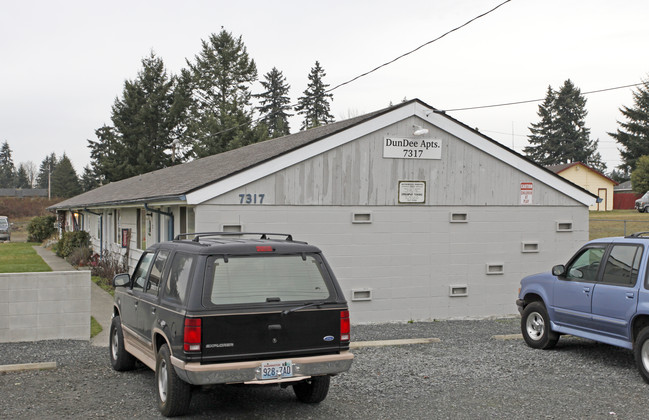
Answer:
109, 233, 353, 417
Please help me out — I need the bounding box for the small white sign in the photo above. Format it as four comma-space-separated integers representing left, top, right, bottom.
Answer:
399, 181, 426, 203
520, 182, 533, 205
383, 137, 442, 159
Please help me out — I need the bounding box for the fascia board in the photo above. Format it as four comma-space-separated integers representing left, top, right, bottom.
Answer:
186, 104, 417, 205
416, 103, 597, 207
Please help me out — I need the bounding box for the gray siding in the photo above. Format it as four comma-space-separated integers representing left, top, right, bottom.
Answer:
205, 117, 581, 208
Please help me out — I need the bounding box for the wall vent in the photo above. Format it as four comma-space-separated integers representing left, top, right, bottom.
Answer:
222, 224, 242, 232
449, 285, 468, 297
352, 212, 372, 224
556, 221, 573, 232
521, 241, 539, 253
449, 212, 469, 223
351, 288, 373, 301
486, 263, 504, 275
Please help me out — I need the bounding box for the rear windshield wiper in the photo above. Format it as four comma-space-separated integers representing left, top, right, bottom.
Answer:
281, 302, 322, 315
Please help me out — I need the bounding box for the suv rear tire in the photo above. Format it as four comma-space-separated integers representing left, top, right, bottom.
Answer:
293, 375, 330, 403
634, 327, 649, 384
109, 316, 135, 371
521, 302, 559, 349
156, 344, 191, 417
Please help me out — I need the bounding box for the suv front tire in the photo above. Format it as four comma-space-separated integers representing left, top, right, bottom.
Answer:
521, 302, 559, 349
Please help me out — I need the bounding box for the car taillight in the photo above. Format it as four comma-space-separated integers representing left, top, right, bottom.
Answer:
184, 318, 201, 352
256, 246, 273, 252
340, 310, 350, 342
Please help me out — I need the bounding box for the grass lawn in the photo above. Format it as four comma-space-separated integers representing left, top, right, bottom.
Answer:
0, 242, 52, 273
589, 210, 649, 239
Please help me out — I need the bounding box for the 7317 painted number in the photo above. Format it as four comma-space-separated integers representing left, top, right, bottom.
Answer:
239, 193, 265, 204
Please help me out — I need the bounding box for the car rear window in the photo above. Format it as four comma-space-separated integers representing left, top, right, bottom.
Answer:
0, 219, 8, 228
204, 254, 332, 305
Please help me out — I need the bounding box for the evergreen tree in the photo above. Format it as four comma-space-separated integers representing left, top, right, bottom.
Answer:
50, 154, 81, 198
255, 67, 292, 138
186, 29, 260, 158
609, 168, 630, 184
36, 153, 58, 189
631, 155, 649, 193
80, 165, 100, 192
88, 52, 189, 182
524, 80, 605, 172
0, 141, 16, 187
295, 61, 334, 130
609, 78, 649, 172
15, 164, 31, 188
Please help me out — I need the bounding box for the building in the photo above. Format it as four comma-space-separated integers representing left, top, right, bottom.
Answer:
50, 100, 596, 323
613, 181, 642, 210
546, 162, 616, 211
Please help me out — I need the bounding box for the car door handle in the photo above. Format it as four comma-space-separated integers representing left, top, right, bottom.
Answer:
268, 324, 282, 331
583, 287, 591, 293
626, 292, 635, 299
151, 307, 156, 314
134, 301, 138, 308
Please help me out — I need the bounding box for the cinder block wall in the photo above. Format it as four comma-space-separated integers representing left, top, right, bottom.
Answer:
0, 271, 91, 342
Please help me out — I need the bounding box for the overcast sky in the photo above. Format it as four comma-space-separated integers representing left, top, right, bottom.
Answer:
2, 0, 648, 176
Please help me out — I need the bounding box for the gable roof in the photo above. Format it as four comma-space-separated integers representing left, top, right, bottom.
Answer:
546, 162, 618, 185
50, 99, 597, 210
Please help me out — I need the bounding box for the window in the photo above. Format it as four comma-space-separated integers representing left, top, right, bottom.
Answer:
146, 250, 170, 296
602, 245, 642, 286
132, 252, 154, 292
205, 255, 332, 305
565, 247, 606, 282
164, 253, 195, 304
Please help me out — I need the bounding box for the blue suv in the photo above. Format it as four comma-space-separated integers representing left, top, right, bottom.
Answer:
517, 233, 649, 383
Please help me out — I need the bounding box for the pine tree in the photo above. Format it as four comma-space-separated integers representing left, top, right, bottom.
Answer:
15, 164, 31, 188
80, 165, 100, 192
50, 154, 81, 198
88, 52, 189, 182
524, 80, 605, 172
609, 78, 649, 172
36, 153, 58, 189
0, 141, 16, 188
255, 67, 292, 138
295, 61, 334, 130
186, 29, 260, 158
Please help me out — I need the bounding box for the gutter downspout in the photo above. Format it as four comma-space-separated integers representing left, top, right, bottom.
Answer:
84, 208, 103, 256
144, 203, 174, 241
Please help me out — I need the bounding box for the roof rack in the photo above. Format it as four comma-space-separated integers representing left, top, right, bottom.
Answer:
625, 232, 649, 238
173, 232, 294, 242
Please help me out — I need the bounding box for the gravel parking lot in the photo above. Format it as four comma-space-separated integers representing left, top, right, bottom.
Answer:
1, 318, 648, 419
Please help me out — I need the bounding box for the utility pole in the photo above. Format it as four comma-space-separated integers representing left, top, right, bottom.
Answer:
48, 163, 51, 199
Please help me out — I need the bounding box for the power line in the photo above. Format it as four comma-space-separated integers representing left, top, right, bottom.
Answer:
326, 0, 513, 94
442, 83, 644, 112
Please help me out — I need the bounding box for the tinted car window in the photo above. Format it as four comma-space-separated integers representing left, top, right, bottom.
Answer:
205, 255, 331, 305
565, 247, 605, 282
163, 253, 194, 304
147, 250, 170, 296
132, 252, 154, 291
602, 244, 642, 286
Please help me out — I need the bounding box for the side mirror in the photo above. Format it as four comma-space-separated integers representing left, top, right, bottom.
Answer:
113, 273, 130, 287
552, 264, 566, 277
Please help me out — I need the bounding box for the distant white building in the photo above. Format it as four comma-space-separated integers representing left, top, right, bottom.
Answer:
50, 99, 596, 323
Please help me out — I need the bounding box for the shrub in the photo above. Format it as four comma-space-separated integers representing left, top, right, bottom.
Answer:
56, 230, 90, 258
91, 250, 129, 280
27, 215, 57, 242
67, 246, 94, 267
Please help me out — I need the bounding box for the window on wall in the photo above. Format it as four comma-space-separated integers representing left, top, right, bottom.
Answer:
180, 207, 187, 235
187, 207, 195, 234
113, 210, 120, 244
137, 209, 146, 250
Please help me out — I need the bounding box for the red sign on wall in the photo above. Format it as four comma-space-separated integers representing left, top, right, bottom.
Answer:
520, 182, 533, 205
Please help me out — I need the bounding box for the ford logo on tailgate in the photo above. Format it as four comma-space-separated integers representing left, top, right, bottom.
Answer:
323, 335, 334, 342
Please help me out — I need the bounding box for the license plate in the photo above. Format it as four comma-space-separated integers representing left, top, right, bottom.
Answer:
261, 360, 292, 380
